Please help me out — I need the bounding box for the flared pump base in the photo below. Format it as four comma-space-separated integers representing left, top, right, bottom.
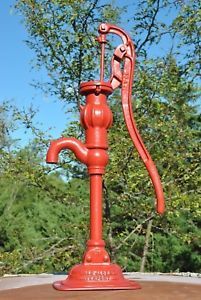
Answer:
53, 263, 141, 291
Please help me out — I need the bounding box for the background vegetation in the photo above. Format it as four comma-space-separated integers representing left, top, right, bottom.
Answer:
0, 0, 200, 275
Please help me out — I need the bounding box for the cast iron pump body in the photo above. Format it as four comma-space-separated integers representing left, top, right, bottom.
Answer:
46, 23, 165, 291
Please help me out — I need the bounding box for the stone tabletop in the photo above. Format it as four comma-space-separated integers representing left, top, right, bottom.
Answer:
0, 272, 200, 291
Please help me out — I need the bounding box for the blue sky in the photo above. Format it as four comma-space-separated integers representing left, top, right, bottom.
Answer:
0, 0, 67, 146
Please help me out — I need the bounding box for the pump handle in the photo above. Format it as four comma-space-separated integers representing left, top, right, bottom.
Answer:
98, 23, 165, 214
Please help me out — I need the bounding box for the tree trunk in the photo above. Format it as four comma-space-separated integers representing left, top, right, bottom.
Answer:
140, 218, 153, 272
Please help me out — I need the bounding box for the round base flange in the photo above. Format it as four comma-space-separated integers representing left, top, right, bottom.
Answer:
53, 263, 141, 291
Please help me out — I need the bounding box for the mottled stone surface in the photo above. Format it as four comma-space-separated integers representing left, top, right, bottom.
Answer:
0, 273, 200, 299
0, 281, 201, 300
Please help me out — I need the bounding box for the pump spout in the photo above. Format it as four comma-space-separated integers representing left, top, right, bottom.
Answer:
46, 137, 88, 165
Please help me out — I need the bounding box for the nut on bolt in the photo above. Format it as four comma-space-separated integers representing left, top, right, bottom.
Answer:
86, 255, 92, 262
104, 255, 109, 262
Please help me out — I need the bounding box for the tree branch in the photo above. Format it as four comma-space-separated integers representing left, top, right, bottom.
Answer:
114, 214, 154, 251
137, 0, 160, 54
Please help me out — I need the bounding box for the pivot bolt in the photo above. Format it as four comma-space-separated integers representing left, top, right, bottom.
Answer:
100, 24, 106, 31
120, 46, 126, 52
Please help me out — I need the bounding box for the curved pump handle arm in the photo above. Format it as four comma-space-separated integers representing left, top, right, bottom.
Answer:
98, 23, 165, 214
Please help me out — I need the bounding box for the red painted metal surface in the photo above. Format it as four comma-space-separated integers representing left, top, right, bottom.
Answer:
46, 23, 165, 291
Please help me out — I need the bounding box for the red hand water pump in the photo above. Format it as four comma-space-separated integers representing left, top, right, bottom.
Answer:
46, 23, 165, 291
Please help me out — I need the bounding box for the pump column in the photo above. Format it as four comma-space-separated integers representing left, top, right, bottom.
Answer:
90, 174, 103, 243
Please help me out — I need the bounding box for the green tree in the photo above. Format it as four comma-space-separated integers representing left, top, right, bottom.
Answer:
104, 55, 200, 272
0, 142, 90, 275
